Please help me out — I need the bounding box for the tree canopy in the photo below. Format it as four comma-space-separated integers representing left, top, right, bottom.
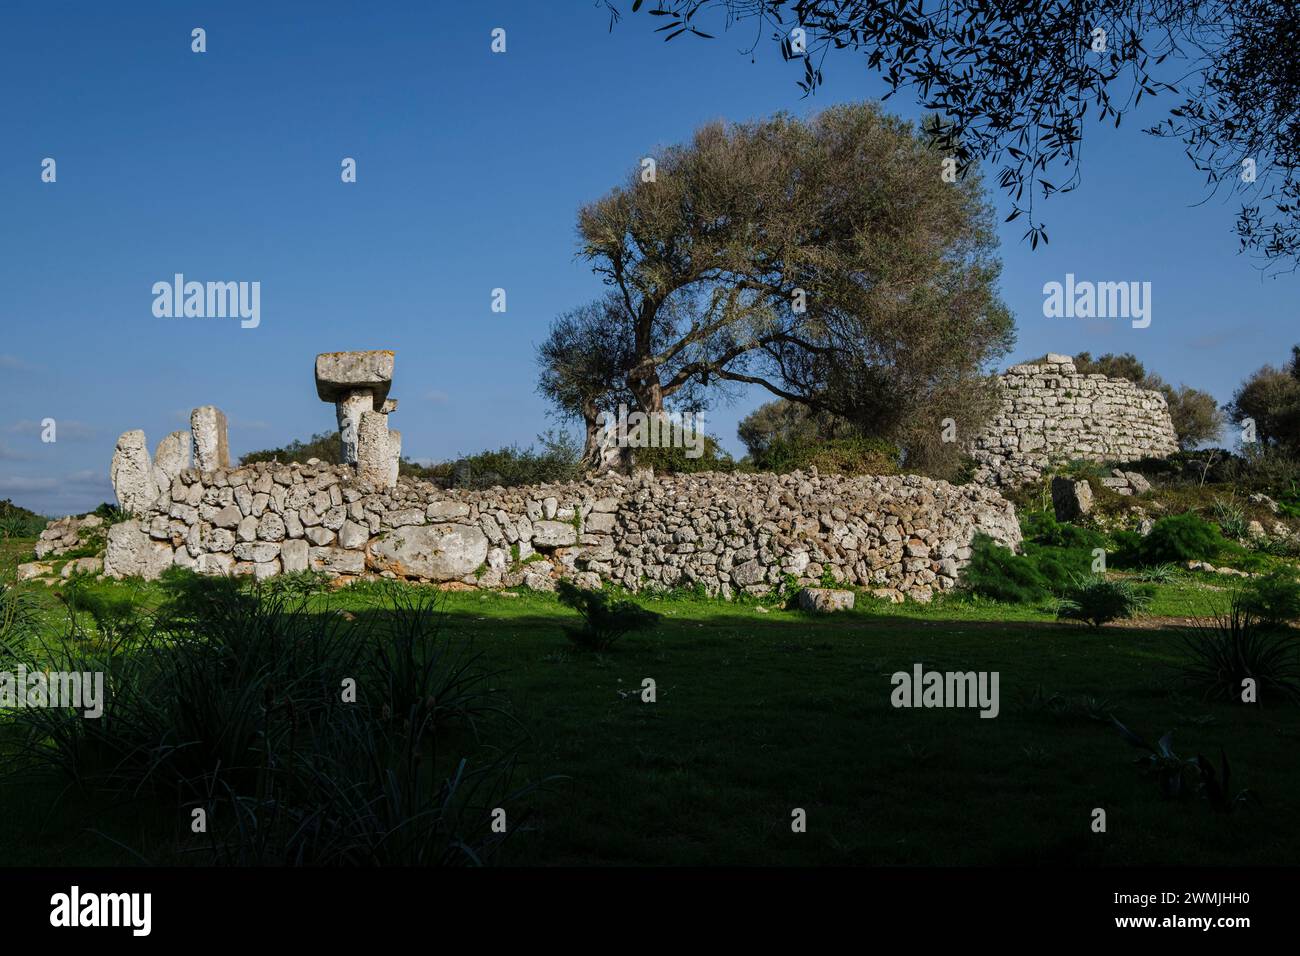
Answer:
544, 101, 1014, 470
605, 1, 1300, 270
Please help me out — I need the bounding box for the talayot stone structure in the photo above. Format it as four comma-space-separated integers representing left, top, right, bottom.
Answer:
104, 462, 1022, 602
969, 353, 1179, 487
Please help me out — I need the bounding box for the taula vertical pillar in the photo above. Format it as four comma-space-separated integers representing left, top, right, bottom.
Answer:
191, 406, 230, 472
315, 350, 399, 488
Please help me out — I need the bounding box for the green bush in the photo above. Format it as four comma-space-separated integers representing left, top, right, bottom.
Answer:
241, 430, 342, 466
1239, 571, 1300, 628
1135, 513, 1225, 565
633, 432, 737, 474
556, 580, 661, 650
749, 435, 901, 476
408, 437, 583, 489
961, 534, 1051, 604
1020, 510, 1105, 551
1056, 577, 1151, 627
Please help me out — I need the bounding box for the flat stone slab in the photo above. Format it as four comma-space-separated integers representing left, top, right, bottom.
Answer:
315, 350, 394, 404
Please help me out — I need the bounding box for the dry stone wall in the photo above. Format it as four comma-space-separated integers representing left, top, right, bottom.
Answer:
104, 461, 1023, 603
970, 353, 1179, 487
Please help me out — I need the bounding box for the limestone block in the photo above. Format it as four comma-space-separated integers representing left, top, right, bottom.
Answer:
111, 430, 157, 515
191, 406, 231, 471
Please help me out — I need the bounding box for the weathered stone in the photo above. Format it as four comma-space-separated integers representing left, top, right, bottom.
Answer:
427, 500, 471, 521
257, 512, 287, 542
111, 430, 157, 515
314, 350, 394, 405
532, 520, 577, 548
338, 519, 369, 550
16, 562, 53, 581
796, 588, 855, 613
214, 504, 243, 529
104, 520, 174, 579
367, 523, 488, 581
310, 547, 366, 575
1051, 477, 1094, 521
731, 559, 767, 587
234, 541, 281, 563
191, 406, 231, 471
357, 411, 394, 489
280, 538, 309, 573
305, 526, 335, 547
153, 431, 191, 494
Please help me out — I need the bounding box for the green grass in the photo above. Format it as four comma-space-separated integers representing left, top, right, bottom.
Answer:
1, 539, 1297, 866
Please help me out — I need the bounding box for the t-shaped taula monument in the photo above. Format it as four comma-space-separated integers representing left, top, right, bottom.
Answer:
97, 348, 1028, 601
315, 350, 401, 488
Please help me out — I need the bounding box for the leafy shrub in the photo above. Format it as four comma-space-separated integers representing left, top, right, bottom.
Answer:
1135, 513, 1225, 565
961, 534, 1051, 604
556, 580, 661, 650
1238, 571, 1300, 628
749, 435, 901, 476
1020, 510, 1105, 550
240, 431, 342, 466
407, 433, 583, 489
1179, 594, 1300, 704
633, 432, 737, 474
1056, 576, 1150, 627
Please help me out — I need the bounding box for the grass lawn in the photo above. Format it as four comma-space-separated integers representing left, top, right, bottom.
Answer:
1, 537, 1297, 867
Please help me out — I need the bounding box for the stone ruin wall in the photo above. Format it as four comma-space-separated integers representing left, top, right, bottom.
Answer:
94, 348, 1042, 602
970, 353, 1179, 487
102, 462, 1023, 604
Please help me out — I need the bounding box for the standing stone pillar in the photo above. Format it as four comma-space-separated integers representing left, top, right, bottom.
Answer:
110, 429, 158, 515
357, 411, 394, 487
335, 389, 373, 464
191, 406, 231, 471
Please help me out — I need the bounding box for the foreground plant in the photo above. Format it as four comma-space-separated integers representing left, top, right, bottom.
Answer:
1112, 719, 1258, 812
556, 580, 661, 651
1056, 576, 1150, 628
1179, 594, 1300, 705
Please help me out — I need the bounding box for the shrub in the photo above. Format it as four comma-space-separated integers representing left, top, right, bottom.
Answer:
241, 431, 342, 466
1238, 571, 1300, 628
556, 580, 661, 650
407, 432, 584, 489
1179, 594, 1300, 704
1020, 510, 1105, 550
1056, 577, 1150, 627
961, 534, 1050, 604
5, 583, 530, 864
749, 434, 900, 476
633, 432, 737, 474
1136, 513, 1225, 565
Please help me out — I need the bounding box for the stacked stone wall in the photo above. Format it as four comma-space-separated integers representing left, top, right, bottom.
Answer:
104, 462, 1023, 603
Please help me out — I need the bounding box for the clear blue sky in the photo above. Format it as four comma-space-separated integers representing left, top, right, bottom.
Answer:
2, 1, 1296, 516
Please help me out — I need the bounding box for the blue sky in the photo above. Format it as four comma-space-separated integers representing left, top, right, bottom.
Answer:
1, 1, 1296, 516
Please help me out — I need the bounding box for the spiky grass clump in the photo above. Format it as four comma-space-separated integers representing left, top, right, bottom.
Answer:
1056, 577, 1150, 628
1179, 594, 1300, 705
